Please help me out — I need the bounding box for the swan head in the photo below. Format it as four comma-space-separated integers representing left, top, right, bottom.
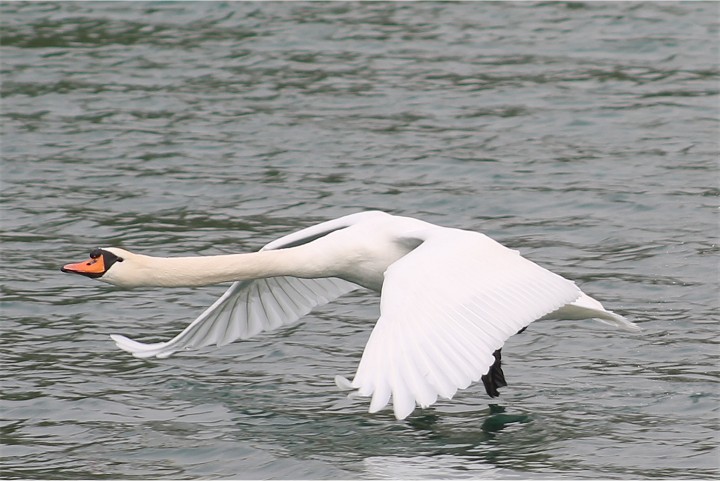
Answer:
61, 247, 135, 286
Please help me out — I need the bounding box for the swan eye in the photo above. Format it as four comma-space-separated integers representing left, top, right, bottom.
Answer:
116, 257, 124, 262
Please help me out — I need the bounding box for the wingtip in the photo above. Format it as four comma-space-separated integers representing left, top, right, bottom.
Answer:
625, 322, 642, 332
110, 334, 137, 351
599, 311, 642, 332
109, 334, 172, 359
334, 375, 355, 391
393, 404, 415, 421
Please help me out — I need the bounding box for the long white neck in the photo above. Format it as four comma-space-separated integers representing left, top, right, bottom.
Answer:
103, 249, 331, 288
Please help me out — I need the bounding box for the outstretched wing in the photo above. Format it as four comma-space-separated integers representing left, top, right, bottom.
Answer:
111, 276, 357, 358
341, 230, 582, 420
109, 212, 385, 358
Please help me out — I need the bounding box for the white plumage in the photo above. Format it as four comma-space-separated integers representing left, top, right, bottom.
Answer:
62, 211, 639, 419
111, 276, 357, 359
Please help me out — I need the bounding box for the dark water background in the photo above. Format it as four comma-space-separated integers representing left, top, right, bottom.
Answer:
1, 2, 718, 479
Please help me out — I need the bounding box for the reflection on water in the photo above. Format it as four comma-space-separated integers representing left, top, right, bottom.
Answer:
1, 1, 718, 479
363, 454, 507, 480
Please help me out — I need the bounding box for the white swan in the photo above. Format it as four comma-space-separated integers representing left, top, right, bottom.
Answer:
61, 210, 639, 419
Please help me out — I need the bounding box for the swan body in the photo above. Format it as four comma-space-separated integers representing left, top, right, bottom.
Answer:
61, 210, 639, 420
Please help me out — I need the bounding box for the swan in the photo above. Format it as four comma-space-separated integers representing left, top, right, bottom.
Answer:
61, 210, 639, 420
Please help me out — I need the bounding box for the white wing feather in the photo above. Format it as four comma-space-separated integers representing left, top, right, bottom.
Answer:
345, 230, 583, 420
111, 276, 357, 358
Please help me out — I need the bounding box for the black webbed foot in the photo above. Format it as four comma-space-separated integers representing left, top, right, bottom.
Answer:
482, 349, 507, 397
481, 326, 527, 397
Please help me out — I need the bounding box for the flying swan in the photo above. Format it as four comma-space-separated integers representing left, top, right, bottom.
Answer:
61, 210, 639, 419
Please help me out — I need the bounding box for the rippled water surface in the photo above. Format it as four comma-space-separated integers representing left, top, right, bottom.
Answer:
1, 2, 719, 479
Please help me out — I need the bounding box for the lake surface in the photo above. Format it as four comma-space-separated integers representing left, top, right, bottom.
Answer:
1, 2, 718, 479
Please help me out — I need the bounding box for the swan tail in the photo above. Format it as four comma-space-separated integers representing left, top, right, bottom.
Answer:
110, 334, 176, 359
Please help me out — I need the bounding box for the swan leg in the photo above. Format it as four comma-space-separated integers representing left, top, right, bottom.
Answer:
481, 326, 529, 398
481, 349, 507, 397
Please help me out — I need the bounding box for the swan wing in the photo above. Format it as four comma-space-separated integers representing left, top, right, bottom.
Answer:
261, 210, 389, 251
345, 230, 582, 420
111, 276, 357, 358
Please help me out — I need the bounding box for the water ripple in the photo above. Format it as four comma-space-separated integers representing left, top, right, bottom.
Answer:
1, 1, 718, 479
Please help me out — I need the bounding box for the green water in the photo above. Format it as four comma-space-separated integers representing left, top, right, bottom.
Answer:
1, 2, 718, 479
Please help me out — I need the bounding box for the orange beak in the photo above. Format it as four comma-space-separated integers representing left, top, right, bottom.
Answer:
61, 255, 107, 278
